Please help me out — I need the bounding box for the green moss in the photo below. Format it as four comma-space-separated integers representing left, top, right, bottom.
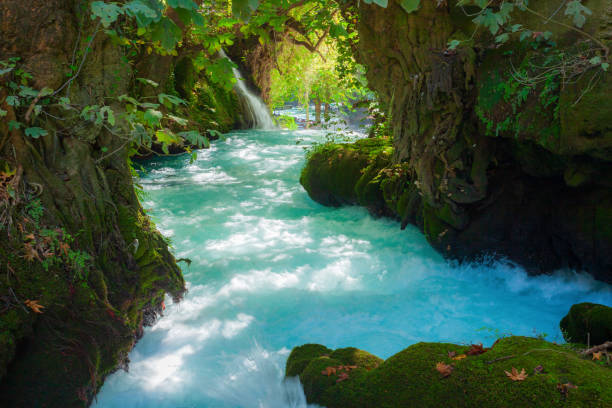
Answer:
560, 303, 612, 345
422, 204, 448, 244
300, 138, 392, 208
288, 336, 612, 407
329, 347, 384, 369
286, 344, 333, 377
174, 58, 196, 100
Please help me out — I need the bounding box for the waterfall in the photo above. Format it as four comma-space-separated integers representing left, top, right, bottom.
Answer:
219, 50, 275, 130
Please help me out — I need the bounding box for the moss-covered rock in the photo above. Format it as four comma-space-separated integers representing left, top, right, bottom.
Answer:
560, 303, 612, 345
287, 337, 612, 407
300, 137, 393, 210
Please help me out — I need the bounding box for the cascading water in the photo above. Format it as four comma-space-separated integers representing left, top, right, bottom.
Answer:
94, 122, 612, 407
219, 50, 275, 130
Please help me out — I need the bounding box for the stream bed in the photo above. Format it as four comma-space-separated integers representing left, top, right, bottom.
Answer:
94, 128, 612, 407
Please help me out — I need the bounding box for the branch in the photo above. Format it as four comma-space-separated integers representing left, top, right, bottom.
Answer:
284, 33, 326, 61
581, 341, 612, 356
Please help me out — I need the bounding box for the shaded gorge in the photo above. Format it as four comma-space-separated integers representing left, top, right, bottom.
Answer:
94, 129, 612, 407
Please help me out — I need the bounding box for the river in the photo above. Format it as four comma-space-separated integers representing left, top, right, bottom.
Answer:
94, 128, 612, 407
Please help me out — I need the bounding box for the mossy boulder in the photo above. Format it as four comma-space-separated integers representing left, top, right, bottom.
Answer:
561, 303, 612, 345
287, 337, 612, 407
300, 137, 393, 210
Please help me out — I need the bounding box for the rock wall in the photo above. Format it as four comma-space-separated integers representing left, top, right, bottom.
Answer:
326, 0, 612, 281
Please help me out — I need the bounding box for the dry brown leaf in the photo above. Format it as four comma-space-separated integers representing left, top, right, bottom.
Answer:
336, 372, 349, 383
24, 299, 45, 313
59, 242, 70, 257
321, 366, 337, 376
557, 382, 578, 396
23, 243, 41, 262
436, 362, 453, 378
592, 352, 602, 361
467, 343, 487, 356
452, 354, 467, 361
447, 351, 457, 358
505, 367, 528, 381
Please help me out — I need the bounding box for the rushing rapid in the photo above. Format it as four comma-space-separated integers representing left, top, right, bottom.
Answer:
94, 129, 612, 408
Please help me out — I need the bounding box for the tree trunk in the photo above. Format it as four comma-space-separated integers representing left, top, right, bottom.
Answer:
305, 91, 310, 128
0, 1, 185, 405
324, 103, 330, 122
315, 99, 322, 124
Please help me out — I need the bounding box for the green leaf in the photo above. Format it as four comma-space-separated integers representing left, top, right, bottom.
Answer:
330, 24, 349, 38
25, 127, 48, 139
0, 109, 6, 117
589, 56, 602, 65
178, 130, 209, 148
90, 1, 124, 28
207, 129, 223, 139
149, 17, 182, 50
495, 33, 509, 43
81, 105, 100, 121
144, 109, 163, 127
155, 129, 180, 153
118, 94, 141, 106
140, 102, 161, 109
232, 0, 260, 20
601, 62, 609, 72
511, 24, 522, 33
369, 0, 389, 7
98, 106, 116, 126
499, 2, 514, 18
136, 77, 159, 87
18, 87, 39, 98
565, 0, 592, 28
519, 30, 532, 41
167, 114, 188, 126
123, 0, 160, 26
8, 120, 22, 131
167, 0, 197, 10
158, 93, 187, 107
448, 39, 461, 50
5, 95, 19, 107
399, 0, 420, 14
0, 67, 14, 76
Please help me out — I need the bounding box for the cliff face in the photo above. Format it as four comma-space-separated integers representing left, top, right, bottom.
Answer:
309, 0, 612, 281
0, 1, 196, 405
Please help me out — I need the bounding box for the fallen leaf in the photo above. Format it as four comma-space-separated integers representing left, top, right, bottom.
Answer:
336, 372, 349, 383
592, 352, 602, 361
58, 242, 70, 257
24, 299, 45, 313
321, 366, 337, 376
452, 354, 467, 361
447, 351, 457, 358
436, 362, 453, 378
505, 367, 528, 381
557, 382, 578, 396
467, 343, 487, 356
23, 243, 41, 262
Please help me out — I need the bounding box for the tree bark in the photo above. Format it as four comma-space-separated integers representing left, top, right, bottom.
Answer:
0, 1, 185, 405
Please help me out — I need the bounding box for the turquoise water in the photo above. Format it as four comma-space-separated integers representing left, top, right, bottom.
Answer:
94, 129, 612, 408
